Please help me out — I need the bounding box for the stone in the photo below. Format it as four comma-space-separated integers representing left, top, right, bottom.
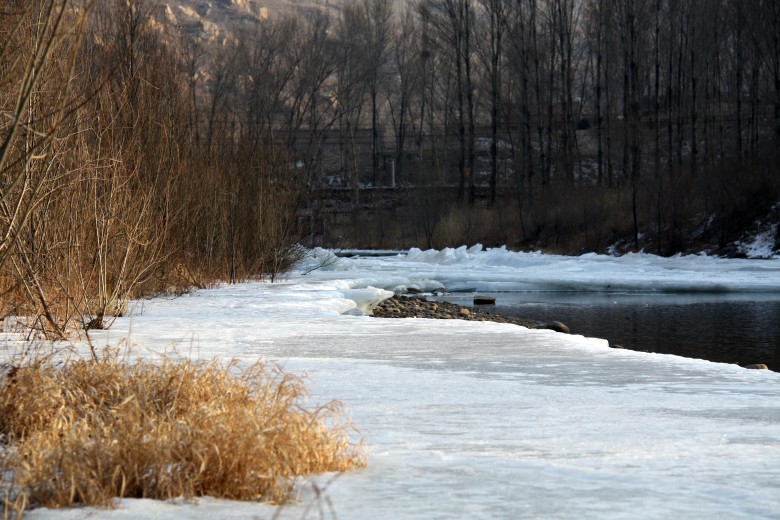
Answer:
744, 364, 768, 370
459, 308, 471, 317
406, 287, 422, 294
474, 295, 496, 305
537, 321, 570, 334
609, 343, 625, 349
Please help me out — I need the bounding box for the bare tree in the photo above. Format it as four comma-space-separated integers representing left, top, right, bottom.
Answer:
205, 41, 241, 147
334, 0, 371, 203
388, 6, 423, 186
419, 0, 477, 203
0, 0, 92, 337
359, 0, 394, 186
475, 0, 505, 205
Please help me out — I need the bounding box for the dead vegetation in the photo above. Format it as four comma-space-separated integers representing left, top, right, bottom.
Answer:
0, 350, 365, 515
0, 0, 306, 340
0, 4, 360, 515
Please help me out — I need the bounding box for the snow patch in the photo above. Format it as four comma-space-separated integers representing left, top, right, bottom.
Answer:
737, 223, 779, 259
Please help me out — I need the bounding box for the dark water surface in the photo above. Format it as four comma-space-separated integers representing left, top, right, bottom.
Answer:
440, 292, 780, 371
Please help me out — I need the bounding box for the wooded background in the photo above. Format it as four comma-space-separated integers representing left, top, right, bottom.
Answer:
168, 0, 780, 252
2, 0, 779, 336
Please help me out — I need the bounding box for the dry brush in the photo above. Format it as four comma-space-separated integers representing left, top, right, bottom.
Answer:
0, 350, 365, 514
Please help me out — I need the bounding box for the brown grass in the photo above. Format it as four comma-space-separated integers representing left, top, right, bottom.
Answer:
0, 350, 365, 515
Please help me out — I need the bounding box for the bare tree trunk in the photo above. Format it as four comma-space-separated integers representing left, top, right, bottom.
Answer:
654, 0, 660, 180
530, 0, 547, 185
774, 3, 780, 145
772, 2, 780, 145
372, 87, 380, 185
595, 0, 605, 185
604, 5, 614, 188
667, 6, 674, 176
736, 3, 744, 157
556, 0, 575, 182
463, 0, 476, 206
454, 16, 467, 201
689, 7, 698, 177
482, 0, 503, 206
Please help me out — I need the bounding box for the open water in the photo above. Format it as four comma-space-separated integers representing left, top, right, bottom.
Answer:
440, 292, 780, 371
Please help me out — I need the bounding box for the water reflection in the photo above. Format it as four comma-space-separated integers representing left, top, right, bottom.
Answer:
440, 292, 780, 371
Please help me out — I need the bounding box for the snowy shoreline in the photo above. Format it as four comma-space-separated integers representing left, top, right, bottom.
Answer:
16, 247, 780, 519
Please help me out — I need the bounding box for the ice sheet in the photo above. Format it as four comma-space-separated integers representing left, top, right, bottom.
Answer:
300, 245, 780, 294
20, 247, 780, 519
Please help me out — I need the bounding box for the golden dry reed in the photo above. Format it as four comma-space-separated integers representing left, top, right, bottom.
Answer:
0, 350, 365, 515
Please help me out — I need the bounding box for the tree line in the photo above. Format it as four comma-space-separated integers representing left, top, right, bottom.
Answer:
188, 0, 779, 251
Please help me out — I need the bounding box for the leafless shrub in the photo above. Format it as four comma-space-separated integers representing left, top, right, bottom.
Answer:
0, 1, 308, 338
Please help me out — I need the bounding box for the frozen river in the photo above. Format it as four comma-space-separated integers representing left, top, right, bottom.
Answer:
441, 291, 780, 371
21, 246, 780, 519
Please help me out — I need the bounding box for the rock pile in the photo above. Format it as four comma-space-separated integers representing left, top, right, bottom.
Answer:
372, 295, 571, 333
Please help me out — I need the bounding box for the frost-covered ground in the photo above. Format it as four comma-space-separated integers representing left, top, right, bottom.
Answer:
19, 247, 780, 519
737, 223, 779, 259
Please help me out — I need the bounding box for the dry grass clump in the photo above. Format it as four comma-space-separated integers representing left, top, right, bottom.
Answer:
0, 350, 364, 514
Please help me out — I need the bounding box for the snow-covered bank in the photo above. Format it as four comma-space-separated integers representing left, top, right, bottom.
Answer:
19, 247, 780, 519
303, 244, 780, 295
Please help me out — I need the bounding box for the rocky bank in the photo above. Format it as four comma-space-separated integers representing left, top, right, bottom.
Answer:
372, 295, 571, 334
